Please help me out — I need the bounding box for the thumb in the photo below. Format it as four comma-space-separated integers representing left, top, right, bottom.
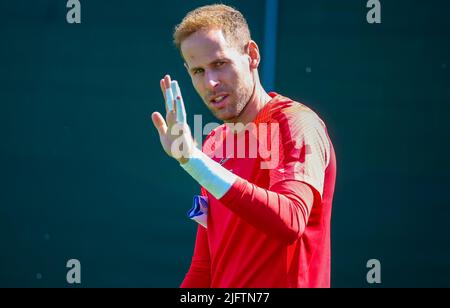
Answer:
151, 112, 168, 136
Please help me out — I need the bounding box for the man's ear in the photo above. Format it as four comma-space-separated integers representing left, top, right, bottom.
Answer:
247, 40, 260, 69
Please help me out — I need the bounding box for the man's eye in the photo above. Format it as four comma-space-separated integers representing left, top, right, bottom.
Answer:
216, 61, 225, 67
193, 69, 204, 75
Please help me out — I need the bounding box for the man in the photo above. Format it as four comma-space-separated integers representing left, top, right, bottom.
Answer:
151, 4, 336, 288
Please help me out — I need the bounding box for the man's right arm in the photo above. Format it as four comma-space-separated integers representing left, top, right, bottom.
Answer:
180, 224, 211, 288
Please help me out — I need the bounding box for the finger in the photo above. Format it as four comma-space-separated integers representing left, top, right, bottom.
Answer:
171, 80, 187, 123
165, 86, 174, 113
170, 80, 180, 118
166, 105, 177, 129
164, 75, 172, 89
160, 79, 169, 114
151, 112, 168, 136
160, 79, 166, 100
161, 76, 174, 113
160, 79, 168, 114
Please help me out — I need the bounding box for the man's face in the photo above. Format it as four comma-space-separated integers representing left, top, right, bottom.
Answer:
181, 29, 254, 122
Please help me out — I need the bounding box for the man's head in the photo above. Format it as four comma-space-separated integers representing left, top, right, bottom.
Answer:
173, 4, 261, 122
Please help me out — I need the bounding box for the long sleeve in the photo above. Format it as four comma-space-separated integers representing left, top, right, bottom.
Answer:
180, 224, 211, 288
219, 178, 316, 244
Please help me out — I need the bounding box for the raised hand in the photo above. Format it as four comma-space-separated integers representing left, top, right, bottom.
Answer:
151, 75, 195, 164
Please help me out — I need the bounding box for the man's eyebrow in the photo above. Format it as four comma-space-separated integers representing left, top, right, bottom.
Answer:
211, 57, 229, 63
189, 58, 229, 72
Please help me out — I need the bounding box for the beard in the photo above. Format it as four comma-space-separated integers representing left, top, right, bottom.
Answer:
206, 80, 254, 123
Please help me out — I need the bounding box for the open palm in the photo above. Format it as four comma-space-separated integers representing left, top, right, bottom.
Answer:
151, 75, 195, 164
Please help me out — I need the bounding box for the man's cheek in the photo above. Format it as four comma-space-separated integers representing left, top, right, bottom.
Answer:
193, 84, 203, 99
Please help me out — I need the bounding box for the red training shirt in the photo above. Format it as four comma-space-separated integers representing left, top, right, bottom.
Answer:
181, 93, 337, 288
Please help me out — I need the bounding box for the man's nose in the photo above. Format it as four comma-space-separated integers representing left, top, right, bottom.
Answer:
205, 71, 220, 90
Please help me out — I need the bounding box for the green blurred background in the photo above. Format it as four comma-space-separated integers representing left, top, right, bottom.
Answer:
1, 0, 449, 287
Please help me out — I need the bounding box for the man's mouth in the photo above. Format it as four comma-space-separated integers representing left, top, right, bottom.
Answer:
210, 94, 229, 108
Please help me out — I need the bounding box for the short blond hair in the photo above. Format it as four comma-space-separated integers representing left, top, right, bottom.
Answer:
173, 4, 251, 53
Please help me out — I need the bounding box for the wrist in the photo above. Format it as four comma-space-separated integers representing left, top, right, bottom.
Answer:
177, 145, 198, 164
179, 147, 237, 199
178, 146, 200, 165
179, 157, 190, 165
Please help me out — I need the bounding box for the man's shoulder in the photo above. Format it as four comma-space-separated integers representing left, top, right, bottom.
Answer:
268, 94, 326, 130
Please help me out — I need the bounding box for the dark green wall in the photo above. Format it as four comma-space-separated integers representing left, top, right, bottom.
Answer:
276, 1, 450, 287
1, 0, 449, 287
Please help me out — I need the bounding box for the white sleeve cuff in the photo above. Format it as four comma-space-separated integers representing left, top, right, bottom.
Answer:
180, 147, 237, 199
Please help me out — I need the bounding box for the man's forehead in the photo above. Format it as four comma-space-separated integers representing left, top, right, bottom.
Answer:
181, 29, 235, 65
183, 28, 227, 47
